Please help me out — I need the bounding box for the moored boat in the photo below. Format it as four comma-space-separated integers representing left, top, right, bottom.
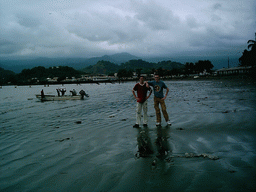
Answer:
36, 94, 88, 101
36, 89, 89, 101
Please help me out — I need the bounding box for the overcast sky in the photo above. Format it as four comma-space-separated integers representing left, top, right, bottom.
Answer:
0, 0, 255, 59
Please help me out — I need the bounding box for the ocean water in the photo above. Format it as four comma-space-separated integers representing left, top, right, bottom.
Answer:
1, 79, 256, 191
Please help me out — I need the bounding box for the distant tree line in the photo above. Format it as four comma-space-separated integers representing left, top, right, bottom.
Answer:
0, 66, 83, 85
82, 59, 214, 79
81, 59, 186, 79
117, 60, 214, 79
1, 59, 215, 85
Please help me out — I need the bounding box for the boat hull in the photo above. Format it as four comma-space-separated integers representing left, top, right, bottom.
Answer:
36, 94, 85, 101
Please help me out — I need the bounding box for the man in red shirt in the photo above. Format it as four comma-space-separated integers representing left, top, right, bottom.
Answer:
132, 76, 152, 128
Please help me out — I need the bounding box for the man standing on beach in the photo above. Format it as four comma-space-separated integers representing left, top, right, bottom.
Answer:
132, 76, 152, 128
146, 74, 171, 126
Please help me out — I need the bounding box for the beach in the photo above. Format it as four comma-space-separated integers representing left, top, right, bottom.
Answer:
1, 79, 256, 191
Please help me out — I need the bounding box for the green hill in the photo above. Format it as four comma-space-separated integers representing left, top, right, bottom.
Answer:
0, 67, 16, 85
81, 59, 185, 75
81, 61, 120, 75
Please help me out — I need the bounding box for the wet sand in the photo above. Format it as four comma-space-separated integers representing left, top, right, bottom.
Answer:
1, 80, 256, 191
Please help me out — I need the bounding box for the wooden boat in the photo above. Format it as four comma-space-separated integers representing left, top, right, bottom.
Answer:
36, 94, 88, 101
37, 89, 89, 101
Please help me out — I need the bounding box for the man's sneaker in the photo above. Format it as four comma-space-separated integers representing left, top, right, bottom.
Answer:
156, 122, 161, 126
143, 124, 148, 127
167, 121, 172, 126
133, 124, 139, 128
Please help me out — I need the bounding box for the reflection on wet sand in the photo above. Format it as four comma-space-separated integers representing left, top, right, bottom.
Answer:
155, 126, 172, 159
135, 125, 172, 160
135, 127, 154, 158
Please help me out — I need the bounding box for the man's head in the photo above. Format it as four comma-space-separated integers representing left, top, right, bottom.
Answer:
154, 74, 160, 82
139, 76, 145, 83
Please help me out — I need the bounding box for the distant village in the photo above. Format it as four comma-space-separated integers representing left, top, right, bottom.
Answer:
0, 64, 254, 87
43, 66, 252, 84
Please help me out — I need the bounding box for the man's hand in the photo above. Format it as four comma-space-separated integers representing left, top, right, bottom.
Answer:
145, 81, 149, 88
162, 87, 169, 100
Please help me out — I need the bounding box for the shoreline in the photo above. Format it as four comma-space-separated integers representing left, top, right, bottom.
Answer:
1, 74, 256, 87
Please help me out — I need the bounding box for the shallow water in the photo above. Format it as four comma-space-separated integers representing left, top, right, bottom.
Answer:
1, 80, 256, 191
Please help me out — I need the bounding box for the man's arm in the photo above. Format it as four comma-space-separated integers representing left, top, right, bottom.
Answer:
146, 88, 152, 100
145, 81, 149, 88
162, 87, 169, 100
132, 89, 139, 101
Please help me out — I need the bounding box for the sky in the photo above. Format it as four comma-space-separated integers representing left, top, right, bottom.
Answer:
0, 0, 255, 60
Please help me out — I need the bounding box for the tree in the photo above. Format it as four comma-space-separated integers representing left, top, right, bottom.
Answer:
185, 62, 195, 75
170, 68, 182, 76
194, 60, 214, 73
239, 39, 256, 67
117, 69, 133, 79
247, 39, 256, 51
57, 76, 66, 82
156, 67, 163, 76
135, 68, 142, 77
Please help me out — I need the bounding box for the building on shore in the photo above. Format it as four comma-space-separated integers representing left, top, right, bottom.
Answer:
216, 66, 252, 76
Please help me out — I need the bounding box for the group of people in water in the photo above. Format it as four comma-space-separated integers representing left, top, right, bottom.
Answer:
56, 88, 67, 96
40, 87, 88, 98
56, 88, 78, 96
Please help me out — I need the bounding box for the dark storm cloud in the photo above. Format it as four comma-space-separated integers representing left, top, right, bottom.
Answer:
0, 0, 255, 58
133, 1, 179, 30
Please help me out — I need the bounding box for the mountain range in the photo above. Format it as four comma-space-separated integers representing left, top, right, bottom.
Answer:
0, 53, 172, 73
0, 52, 241, 73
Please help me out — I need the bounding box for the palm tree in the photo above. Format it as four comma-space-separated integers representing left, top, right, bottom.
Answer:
239, 37, 256, 67
247, 39, 256, 51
